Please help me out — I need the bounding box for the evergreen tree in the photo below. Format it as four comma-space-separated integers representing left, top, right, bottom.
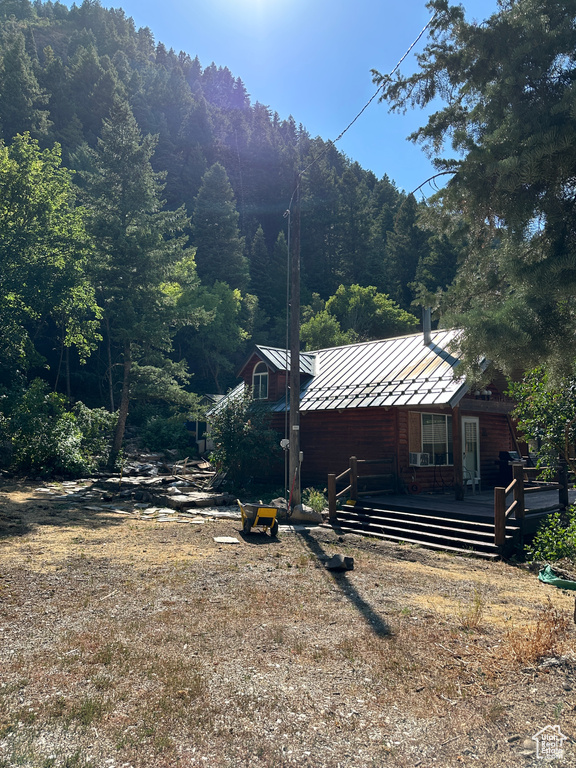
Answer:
192, 162, 248, 290
0, 29, 48, 140
384, 194, 431, 311
300, 146, 342, 297
84, 99, 197, 464
336, 164, 373, 285
249, 225, 270, 301
0, 0, 33, 21
367, 175, 402, 292
376, 0, 576, 376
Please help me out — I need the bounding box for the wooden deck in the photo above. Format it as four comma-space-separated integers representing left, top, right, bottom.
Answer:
356, 487, 576, 521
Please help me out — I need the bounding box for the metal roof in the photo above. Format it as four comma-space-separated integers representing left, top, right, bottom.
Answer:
254, 345, 317, 376
270, 329, 469, 412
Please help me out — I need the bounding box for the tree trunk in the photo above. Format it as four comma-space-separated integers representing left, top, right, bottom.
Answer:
65, 346, 71, 400
106, 317, 115, 412
108, 340, 131, 469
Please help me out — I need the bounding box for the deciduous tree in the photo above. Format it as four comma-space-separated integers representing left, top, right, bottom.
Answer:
0, 133, 98, 386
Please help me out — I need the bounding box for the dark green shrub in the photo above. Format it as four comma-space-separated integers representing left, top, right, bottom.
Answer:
1, 379, 116, 476
527, 507, 576, 563
209, 388, 280, 491
142, 413, 197, 453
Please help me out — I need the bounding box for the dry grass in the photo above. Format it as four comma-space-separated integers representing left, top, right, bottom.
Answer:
503, 598, 572, 666
0, 481, 576, 767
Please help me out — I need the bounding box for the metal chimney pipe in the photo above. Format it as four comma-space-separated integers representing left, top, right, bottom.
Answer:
423, 307, 432, 346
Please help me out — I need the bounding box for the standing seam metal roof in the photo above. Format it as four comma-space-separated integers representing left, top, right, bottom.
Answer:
270, 329, 467, 412
253, 346, 316, 376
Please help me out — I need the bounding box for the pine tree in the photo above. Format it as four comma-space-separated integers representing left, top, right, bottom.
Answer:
376, 0, 576, 375
192, 162, 248, 290
249, 225, 270, 301
0, 29, 48, 140
384, 194, 431, 311
84, 99, 196, 465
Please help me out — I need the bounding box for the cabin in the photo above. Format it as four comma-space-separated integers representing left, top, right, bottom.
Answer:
234, 328, 518, 497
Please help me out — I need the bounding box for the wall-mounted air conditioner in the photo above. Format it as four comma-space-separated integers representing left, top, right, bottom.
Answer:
409, 452, 430, 467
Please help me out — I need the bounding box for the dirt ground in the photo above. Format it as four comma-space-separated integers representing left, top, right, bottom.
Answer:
1, 478, 575, 768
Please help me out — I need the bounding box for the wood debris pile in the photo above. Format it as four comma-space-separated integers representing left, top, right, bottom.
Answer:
28, 454, 239, 523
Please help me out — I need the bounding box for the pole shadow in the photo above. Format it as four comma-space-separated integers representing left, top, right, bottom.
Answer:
299, 529, 391, 638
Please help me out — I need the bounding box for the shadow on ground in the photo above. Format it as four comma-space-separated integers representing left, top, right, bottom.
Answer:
0, 482, 130, 539
299, 529, 391, 638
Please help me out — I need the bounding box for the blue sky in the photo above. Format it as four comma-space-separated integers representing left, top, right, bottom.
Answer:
75, 0, 498, 194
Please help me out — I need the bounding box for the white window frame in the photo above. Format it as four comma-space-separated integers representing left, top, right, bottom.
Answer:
252, 362, 269, 400
421, 413, 453, 466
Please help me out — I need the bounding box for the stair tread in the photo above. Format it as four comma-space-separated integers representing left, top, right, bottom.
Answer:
341, 504, 518, 531
330, 524, 501, 559
335, 515, 511, 549
337, 510, 518, 539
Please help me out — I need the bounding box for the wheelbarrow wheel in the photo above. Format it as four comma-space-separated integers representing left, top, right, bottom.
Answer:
243, 518, 252, 534
270, 520, 279, 537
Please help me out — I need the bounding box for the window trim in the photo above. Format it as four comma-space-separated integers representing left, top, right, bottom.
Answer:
252, 361, 269, 400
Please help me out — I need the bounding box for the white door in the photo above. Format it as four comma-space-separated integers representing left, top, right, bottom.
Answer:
462, 417, 480, 487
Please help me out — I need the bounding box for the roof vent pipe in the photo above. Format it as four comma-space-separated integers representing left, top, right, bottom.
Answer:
423, 307, 432, 346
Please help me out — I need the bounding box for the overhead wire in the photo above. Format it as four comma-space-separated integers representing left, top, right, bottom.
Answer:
291, 11, 439, 198
281, 12, 438, 494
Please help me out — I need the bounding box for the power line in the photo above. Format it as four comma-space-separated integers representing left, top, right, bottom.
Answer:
292, 11, 438, 196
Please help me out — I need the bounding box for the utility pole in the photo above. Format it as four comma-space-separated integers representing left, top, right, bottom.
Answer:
288, 174, 301, 509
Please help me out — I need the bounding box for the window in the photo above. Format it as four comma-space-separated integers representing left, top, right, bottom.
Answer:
421, 413, 453, 466
252, 362, 269, 400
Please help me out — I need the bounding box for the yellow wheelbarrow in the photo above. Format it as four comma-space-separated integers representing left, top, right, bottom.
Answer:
237, 499, 279, 537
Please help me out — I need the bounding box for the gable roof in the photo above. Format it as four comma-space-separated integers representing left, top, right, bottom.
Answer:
270, 329, 469, 412
242, 345, 317, 377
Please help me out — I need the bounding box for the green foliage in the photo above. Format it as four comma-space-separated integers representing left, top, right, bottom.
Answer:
84, 99, 199, 462
301, 310, 354, 351
0, 133, 100, 383
0, 29, 49, 140
507, 367, 576, 476
209, 387, 280, 491
301, 285, 418, 350
377, 0, 576, 377
302, 487, 327, 515
141, 413, 196, 454
326, 284, 419, 341
192, 162, 248, 291
0, 1, 468, 453
384, 194, 431, 311
527, 508, 576, 563
0, 379, 116, 475
175, 281, 255, 393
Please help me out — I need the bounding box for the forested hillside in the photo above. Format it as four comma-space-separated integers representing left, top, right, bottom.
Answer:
0, 0, 461, 469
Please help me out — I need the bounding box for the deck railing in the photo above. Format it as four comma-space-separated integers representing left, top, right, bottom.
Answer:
328, 456, 396, 520
494, 462, 569, 547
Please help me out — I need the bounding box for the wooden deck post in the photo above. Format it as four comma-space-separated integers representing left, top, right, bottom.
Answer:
512, 463, 525, 521
328, 474, 336, 520
350, 456, 358, 501
494, 487, 506, 547
558, 461, 569, 510
452, 406, 464, 501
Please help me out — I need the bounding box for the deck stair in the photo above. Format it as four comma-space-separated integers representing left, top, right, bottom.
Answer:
332, 501, 520, 558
